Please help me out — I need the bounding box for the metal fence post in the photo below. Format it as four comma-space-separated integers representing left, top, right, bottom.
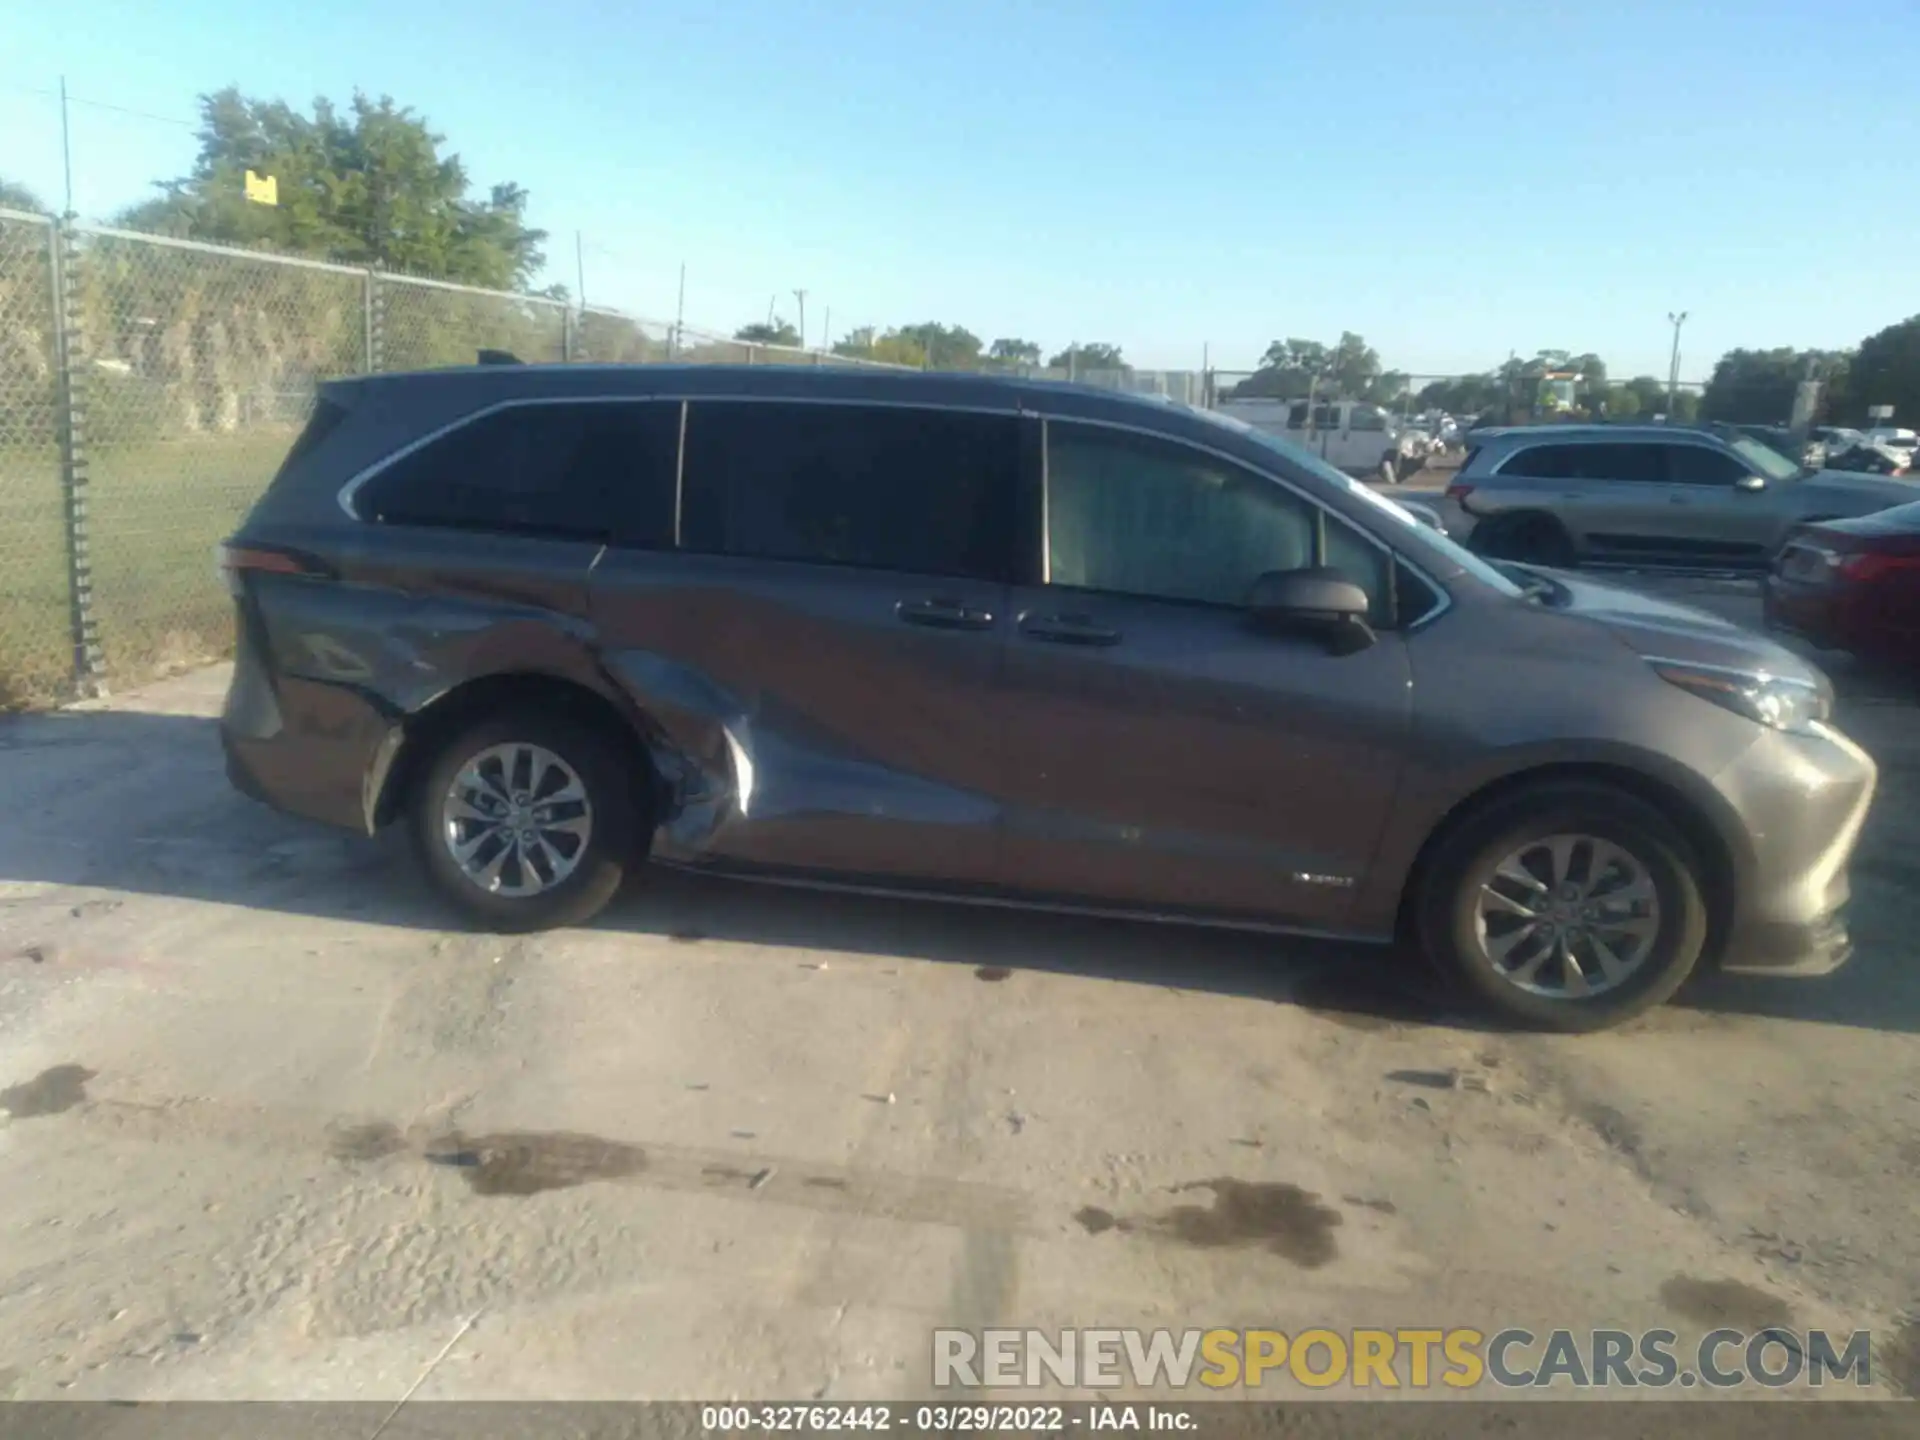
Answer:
50, 217, 105, 698
362, 269, 376, 373
367, 269, 386, 373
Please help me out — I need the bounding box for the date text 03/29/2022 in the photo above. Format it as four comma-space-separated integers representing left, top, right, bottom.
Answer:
700, 1405, 1194, 1432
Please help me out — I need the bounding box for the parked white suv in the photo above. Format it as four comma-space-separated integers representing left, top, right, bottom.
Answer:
1216, 398, 1428, 483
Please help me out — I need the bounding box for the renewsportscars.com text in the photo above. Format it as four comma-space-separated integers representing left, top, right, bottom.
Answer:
933, 1326, 1876, 1390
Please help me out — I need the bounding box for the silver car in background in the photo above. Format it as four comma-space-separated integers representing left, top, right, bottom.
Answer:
1448, 423, 1920, 569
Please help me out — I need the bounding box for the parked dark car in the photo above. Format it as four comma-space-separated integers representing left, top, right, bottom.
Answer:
1765, 500, 1920, 667
219, 363, 1878, 1031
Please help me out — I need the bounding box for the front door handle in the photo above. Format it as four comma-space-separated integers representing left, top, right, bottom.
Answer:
896, 597, 995, 631
1021, 613, 1122, 646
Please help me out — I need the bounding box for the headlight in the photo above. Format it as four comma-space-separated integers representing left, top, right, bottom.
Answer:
1650, 659, 1830, 733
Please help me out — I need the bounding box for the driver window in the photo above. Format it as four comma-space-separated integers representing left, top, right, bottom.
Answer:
1046, 423, 1318, 608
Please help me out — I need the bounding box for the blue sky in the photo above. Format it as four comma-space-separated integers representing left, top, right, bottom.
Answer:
5, 0, 1917, 379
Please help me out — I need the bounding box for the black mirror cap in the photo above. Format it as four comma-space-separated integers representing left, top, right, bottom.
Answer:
1245, 567, 1376, 652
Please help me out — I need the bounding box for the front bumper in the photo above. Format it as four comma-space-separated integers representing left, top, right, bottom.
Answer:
1710, 719, 1877, 978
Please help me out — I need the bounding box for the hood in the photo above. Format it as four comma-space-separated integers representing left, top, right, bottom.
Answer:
1801, 471, 1920, 504
1524, 567, 1827, 684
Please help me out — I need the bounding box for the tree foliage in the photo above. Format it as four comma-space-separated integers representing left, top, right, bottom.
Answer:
735, 320, 801, 346
1844, 316, 1920, 427
988, 337, 1042, 366
0, 177, 46, 212
1047, 342, 1128, 373
1236, 332, 1388, 401
120, 87, 549, 290
1700, 347, 1850, 425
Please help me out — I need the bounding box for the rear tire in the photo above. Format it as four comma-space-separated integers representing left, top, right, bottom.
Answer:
412, 709, 637, 933
1414, 782, 1709, 1032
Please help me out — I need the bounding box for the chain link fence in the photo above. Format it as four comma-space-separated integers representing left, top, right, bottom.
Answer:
0, 211, 68, 708
0, 214, 1231, 709
0, 216, 933, 709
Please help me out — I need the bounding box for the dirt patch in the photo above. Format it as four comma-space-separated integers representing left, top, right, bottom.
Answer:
325, 1120, 409, 1162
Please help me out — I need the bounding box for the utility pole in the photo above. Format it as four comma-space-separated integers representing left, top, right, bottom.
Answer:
575, 232, 587, 309
1666, 312, 1689, 418
59, 76, 75, 217
674, 263, 686, 356
792, 290, 808, 351
821, 306, 830, 352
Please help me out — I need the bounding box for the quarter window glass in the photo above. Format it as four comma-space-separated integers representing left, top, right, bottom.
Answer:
1666, 445, 1749, 486
680, 401, 1018, 580
1046, 424, 1318, 608
1500, 445, 1572, 479
357, 402, 675, 543
1349, 406, 1387, 433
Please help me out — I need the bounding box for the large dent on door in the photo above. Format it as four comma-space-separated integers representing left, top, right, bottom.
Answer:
605, 650, 999, 865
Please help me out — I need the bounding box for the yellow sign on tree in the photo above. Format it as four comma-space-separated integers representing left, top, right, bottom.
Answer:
244, 170, 278, 206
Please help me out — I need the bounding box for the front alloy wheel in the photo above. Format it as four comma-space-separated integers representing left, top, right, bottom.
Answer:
413, 711, 636, 932
1474, 834, 1661, 999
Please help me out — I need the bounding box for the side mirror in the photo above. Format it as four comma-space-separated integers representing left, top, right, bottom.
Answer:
1736, 474, 1767, 492
1246, 567, 1376, 654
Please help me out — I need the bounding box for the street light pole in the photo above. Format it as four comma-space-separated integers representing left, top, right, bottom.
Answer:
1666, 311, 1689, 418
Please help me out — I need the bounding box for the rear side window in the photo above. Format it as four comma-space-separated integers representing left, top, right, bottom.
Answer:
1499, 443, 1664, 483
1665, 445, 1748, 486
1498, 444, 1572, 479
1349, 407, 1387, 433
272, 397, 348, 483
680, 401, 1019, 581
357, 401, 678, 544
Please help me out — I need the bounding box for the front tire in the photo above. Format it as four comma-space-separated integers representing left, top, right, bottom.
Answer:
412, 710, 636, 932
1414, 783, 1710, 1031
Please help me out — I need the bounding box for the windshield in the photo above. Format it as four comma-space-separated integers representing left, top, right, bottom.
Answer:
1726, 433, 1804, 482
1190, 405, 1526, 598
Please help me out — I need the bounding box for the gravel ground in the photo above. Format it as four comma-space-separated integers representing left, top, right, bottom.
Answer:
0, 582, 1917, 1404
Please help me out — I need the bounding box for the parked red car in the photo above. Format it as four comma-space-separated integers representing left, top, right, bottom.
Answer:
1764, 501, 1920, 666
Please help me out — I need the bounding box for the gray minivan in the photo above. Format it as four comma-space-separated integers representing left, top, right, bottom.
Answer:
220, 364, 1876, 1030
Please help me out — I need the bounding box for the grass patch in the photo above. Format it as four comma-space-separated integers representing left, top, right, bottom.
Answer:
0, 429, 298, 706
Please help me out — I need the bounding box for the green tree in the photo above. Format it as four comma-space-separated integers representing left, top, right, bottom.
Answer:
1234, 333, 1376, 399
1700, 347, 1850, 425
735, 320, 801, 346
121, 87, 548, 289
1842, 315, 1920, 427
896, 322, 983, 369
988, 337, 1042, 367
0, 177, 46, 212
1049, 342, 1127, 373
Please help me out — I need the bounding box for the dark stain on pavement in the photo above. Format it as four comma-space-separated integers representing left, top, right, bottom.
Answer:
1659, 1275, 1794, 1332
1387, 1068, 1459, 1090
1, 1064, 95, 1118
425, 1130, 648, 1197
974, 966, 1011, 982
1077, 1181, 1342, 1267
326, 1120, 408, 1162
1155, 1179, 1343, 1267
804, 1176, 848, 1190
1074, 1206, 1120, 1235
1343, 1194, 1398, 1215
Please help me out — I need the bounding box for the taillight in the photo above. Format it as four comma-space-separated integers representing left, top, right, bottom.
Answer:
1837, 550, 1920, 584
216, 543, 330, 596
1445, 482, 1476, 504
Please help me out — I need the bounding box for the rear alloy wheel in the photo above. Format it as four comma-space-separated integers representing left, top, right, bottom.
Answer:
1416, 783, 1709, 1031
413, 711, 635, 932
